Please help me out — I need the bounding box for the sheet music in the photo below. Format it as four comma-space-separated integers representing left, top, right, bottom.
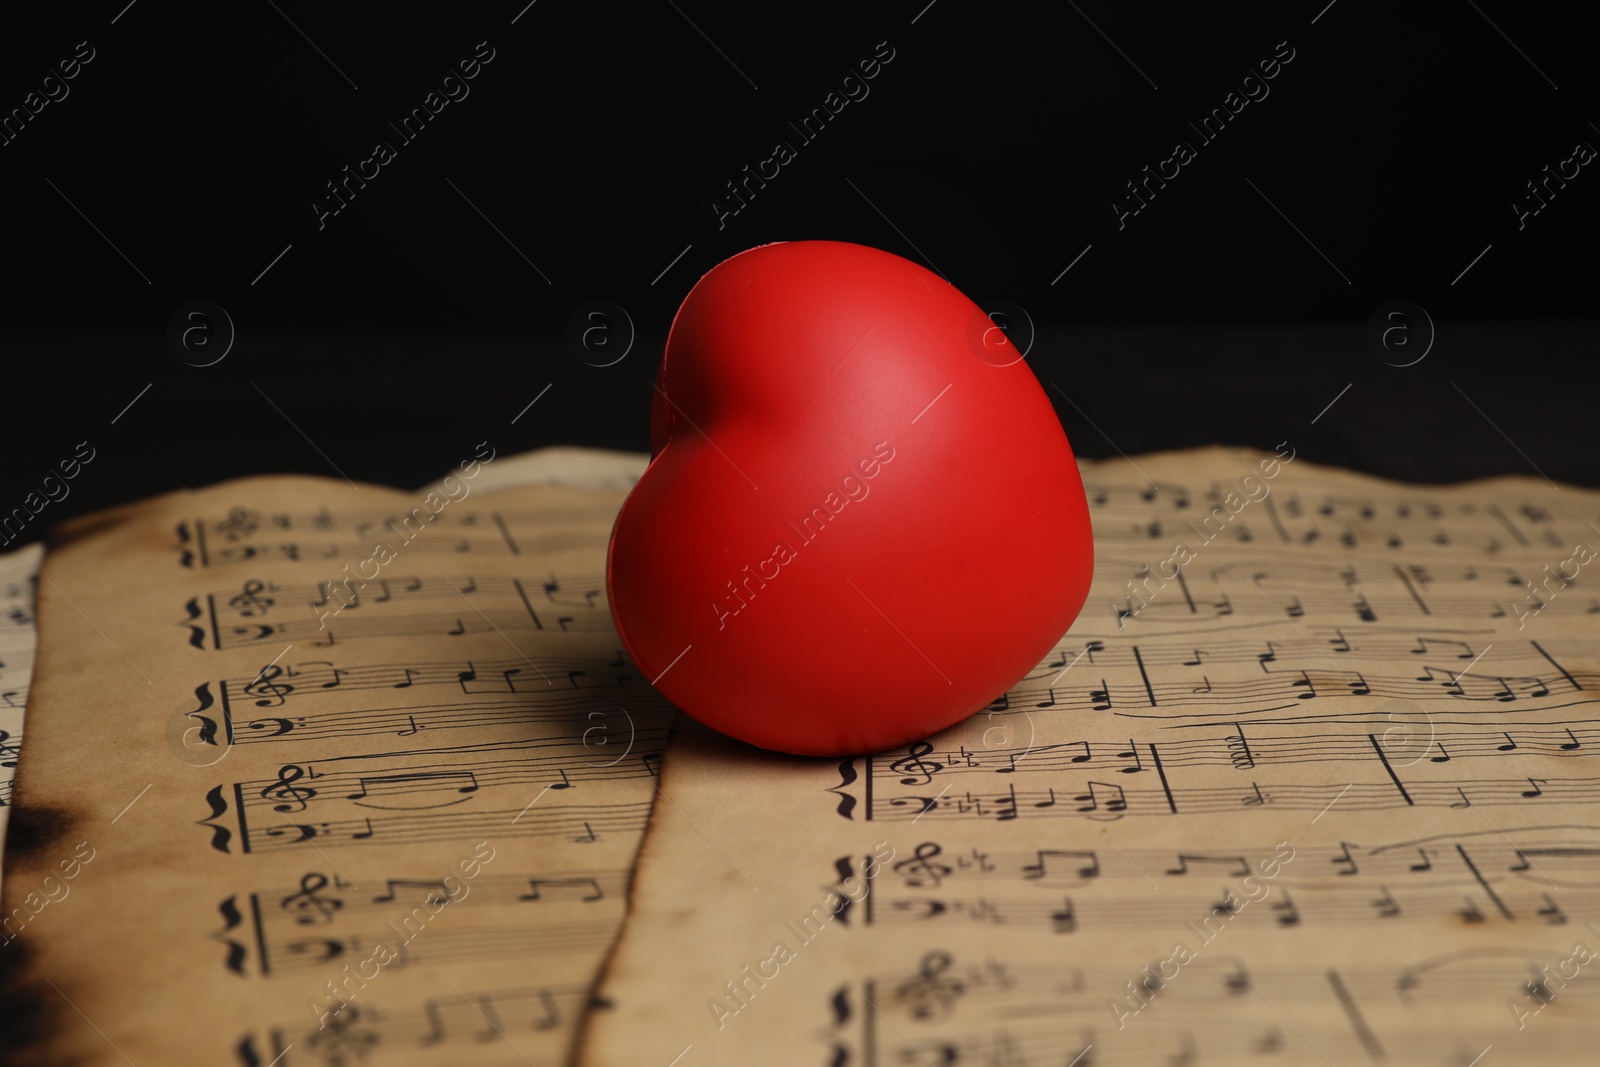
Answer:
0, 454, 667, 1066
0, 543, 44, 893
581, 446, 1600, 1066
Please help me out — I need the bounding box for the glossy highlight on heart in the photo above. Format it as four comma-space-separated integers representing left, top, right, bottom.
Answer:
606, 241, 1093, 756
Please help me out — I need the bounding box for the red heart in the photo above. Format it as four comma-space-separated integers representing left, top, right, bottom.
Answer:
607, 241, 1093, 755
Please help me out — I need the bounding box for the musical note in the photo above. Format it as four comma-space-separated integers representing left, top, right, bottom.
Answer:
346, 770, 480, 809
1021, 850, 1100, 881
532, 988, 562, 1030
1373, 886, 1401, 918
1115, 741, 1144, 774
373, 878, 453, 907
520, 877, 604, 903
1089, 681, 1113, 711
1073, 782, 1127, 818
996, 782, 1019, 822
1049, 897, 1077, 933
1166, 854, 1249, 877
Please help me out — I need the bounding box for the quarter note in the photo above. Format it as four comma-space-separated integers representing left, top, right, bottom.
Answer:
1049, 897, 1077, 933
1429, 743, 1451, 763
1115, 741, 1144, 774
1561, 728, 1582, 750
532, 988, 562, 1030
1373, 886, 1401, 918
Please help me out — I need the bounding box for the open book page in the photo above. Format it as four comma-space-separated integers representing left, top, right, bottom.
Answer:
0, 543, 44, 893
0, 457, 667, 1067
581, 446, 1600, 1066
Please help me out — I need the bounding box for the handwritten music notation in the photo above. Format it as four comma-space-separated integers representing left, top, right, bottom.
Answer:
580, 447, 1600, 1067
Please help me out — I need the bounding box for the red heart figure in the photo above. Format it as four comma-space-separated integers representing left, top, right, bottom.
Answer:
607, 241, 1093, 756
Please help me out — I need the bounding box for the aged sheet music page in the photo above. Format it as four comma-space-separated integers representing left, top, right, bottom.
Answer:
0, 543, 44, 891
0, 451, 667, 1066
583, 446, 1600, 1066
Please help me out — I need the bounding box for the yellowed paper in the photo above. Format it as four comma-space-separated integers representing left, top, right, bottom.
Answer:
583, 446, 1600, 1066
0, 453, 667, 1067
0, 542, 44, 894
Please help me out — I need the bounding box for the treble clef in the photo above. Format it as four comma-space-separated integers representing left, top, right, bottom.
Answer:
895, 950, 965, 1021
280, 872, 343, 925
243, 663, 294, 707
261, 765, 317, 813
889, 742, 944, 786
228, 579, 274, 617
892, 842, 954, 889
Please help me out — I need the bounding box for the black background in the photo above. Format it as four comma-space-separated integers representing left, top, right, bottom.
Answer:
2, 0, 1595, 538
